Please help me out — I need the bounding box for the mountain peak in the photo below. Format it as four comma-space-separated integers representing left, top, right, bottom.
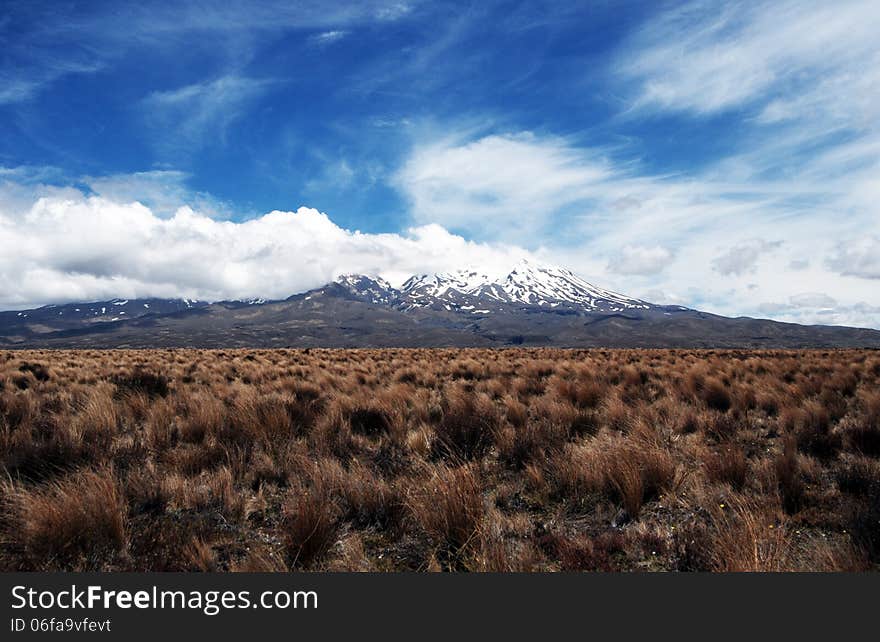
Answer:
332, 274, 397, 305
399, 260, 650, 312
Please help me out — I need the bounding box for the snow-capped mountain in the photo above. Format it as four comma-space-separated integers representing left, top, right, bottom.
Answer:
3, 259, 880, 349
399, 259, 651, 312
332, 274, 398, 305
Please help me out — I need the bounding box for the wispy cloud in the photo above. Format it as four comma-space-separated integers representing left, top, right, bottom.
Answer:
142, 75, 278, 150
0, 79, 42, 105
82, 170, 237, 218
395, 132, 613, 240
608, 245, 675, 276
757, 295, 880, 328
309, 30, 350, 46
619, 0, 879, 128
0, 1, 416, 105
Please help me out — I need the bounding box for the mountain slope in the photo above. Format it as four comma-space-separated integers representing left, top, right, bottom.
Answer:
0, 298, 209, 342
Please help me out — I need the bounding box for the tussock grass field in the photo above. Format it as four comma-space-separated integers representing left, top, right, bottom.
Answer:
1, 348, 879, 571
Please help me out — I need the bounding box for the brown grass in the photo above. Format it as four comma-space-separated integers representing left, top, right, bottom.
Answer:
2, 468, 126, 569
0, 347, 878, 571
406, 463, 484, 562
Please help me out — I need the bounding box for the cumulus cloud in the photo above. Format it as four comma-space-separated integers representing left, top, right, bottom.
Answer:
712, 240, 781, 276
607, 244, 674, 275
827, 237, 880, 279
0, 188, 530, 309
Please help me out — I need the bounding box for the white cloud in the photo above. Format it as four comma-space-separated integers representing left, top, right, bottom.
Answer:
395, 132, 612, 240
142, 75, 277, 149
827, 237, 880, 279
310, 30, 349, 45
374, 2, 412, 21
607, 244, 674, 275
1, 173, 878, 328
1, 1, 417, 105
712, 240, 781, 276
392, 127, 879, 328
0, 188, 529, 309
788, 293, 837, 309
620, 0, 880, 128
0, 79, 41, 105
757, 293, 879, 327
83, 170, 236, 218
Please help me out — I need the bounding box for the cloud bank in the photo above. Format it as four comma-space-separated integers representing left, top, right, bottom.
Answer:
0, 187, 529, 310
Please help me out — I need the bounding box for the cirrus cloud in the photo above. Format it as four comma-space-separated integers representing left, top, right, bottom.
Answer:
620, 0, 880, 128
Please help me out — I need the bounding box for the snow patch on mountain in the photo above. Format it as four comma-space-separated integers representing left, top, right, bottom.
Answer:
400, 259, 650, 312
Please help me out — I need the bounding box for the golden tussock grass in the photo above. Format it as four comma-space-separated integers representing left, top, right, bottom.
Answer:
0, 347, 878, 571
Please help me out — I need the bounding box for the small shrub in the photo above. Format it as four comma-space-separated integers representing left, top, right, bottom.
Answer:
846, 424, 880, 458
835, 457, 877, 496
847, 483, 880, 563
676, 499, 790, 572
702, 378, 732, 412
540, 532, 626, 571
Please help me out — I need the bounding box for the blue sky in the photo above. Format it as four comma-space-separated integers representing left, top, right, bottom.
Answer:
1, 0, 879, 327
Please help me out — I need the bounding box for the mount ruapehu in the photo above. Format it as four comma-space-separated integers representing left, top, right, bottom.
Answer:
2, 260, 878, 348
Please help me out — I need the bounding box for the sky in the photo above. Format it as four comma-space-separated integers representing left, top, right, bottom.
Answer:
1, 0, 879, 327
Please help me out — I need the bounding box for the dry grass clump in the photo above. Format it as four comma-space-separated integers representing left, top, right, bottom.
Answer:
406, 463, 484, 558
431, 388, 499, 461
600, 442, 677, 517
0, 347, 878, 571
281, 468, 340, 568
111, 367, 169, 398
2, 468, 126, 569
703, 446, 748, 489
677, 498, 792, 571
844, 391, 880, 457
